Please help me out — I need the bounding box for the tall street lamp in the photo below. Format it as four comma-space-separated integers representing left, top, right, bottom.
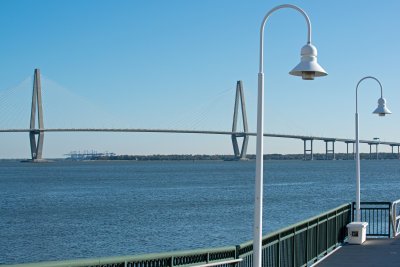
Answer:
254, 5, 327, 267
354, 76, 391, 222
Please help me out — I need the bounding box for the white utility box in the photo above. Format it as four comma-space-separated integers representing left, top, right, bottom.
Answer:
347, 222, 368, 244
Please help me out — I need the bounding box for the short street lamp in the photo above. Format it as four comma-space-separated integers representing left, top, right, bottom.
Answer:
354, 76, 391, 222
254, 4, 327, 267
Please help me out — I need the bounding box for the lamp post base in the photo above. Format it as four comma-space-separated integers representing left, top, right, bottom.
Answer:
347, 222, 368, 244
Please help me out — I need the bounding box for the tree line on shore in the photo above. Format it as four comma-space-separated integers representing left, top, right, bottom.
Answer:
91, 152, 399, 161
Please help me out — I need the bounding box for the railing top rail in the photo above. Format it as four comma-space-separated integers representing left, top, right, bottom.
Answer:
392, 199, 400, 205
356, 201, 392, 205
2, 246, 237, 267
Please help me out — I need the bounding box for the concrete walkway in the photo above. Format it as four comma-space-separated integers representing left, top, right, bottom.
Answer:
315, 236, 400, 267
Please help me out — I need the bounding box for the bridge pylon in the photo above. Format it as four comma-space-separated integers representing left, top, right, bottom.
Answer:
231, 81, 249, 160
29, 68, 44, 161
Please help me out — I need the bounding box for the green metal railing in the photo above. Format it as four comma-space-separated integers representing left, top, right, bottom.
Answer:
2, 246, 239, 267
237, 203, 351, 267
352, 202, 392, 237
2, 203, 351, 267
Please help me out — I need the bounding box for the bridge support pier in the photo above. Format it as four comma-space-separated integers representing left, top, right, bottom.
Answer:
324, 139, 336, 160
390, 145, 400, 159
302, 138, 313, 160
345, 141, 355, 160
29, 69, 44, 161
368, 143, 379, 160
231, 80, 248, 160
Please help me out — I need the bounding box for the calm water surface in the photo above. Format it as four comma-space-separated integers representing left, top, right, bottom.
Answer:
1, 160, 399, 265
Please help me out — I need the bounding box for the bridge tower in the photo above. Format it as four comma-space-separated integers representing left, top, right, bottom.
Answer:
29, 68, 44, 161
231, 80, 249, 160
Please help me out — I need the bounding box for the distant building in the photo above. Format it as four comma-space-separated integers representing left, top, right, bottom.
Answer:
64, 150, 115, 160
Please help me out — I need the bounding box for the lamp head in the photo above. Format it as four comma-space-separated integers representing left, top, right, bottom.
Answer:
373, 97, 391, 117
289, 43, 328, 80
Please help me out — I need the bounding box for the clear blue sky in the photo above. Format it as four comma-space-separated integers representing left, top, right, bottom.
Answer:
0, 0, 399, 158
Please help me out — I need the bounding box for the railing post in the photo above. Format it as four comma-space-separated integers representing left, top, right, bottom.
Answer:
235, 245, 240, 267
391, 202, 396, 237
316, 218, 319, 258
341, 207, 344, 242
292, 228, 296, 267
388, 203, 392, 238
334, 210, 338, 246
305, 222, 309, 265
325, 214, 328, 254
277, 233, 281, 267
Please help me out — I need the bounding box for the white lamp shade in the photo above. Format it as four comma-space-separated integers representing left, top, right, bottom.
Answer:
289, 43, 327, 80
373, 97, 392, 116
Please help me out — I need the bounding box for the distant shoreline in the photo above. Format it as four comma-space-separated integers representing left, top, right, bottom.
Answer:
1, 152, 398, 162
89, 152, 398, 161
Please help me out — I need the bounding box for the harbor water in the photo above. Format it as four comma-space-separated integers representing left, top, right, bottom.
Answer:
0, 160, 399, 265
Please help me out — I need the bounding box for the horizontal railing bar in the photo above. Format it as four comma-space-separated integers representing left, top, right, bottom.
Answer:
360, 208, 390, 211
358, 202, 392, 205
194, 258, 242, 267
2, 246, 237, 267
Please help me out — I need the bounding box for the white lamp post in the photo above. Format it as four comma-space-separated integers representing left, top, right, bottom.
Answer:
354, 76, 391, 222
254, 5, 327, 267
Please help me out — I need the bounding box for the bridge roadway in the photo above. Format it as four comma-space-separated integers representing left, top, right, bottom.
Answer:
1, 128, 399, 146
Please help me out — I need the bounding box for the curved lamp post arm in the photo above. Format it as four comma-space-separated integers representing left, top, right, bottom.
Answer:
259, 4, 311, 73
254, 5, 313, 267
356, 76, 383, 113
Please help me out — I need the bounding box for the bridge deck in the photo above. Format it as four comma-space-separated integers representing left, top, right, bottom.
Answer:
1, 128, 399, 145
315, 236, 400, 266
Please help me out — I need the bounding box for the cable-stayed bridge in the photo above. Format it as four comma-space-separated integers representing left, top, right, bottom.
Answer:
1, 69, 399, 161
